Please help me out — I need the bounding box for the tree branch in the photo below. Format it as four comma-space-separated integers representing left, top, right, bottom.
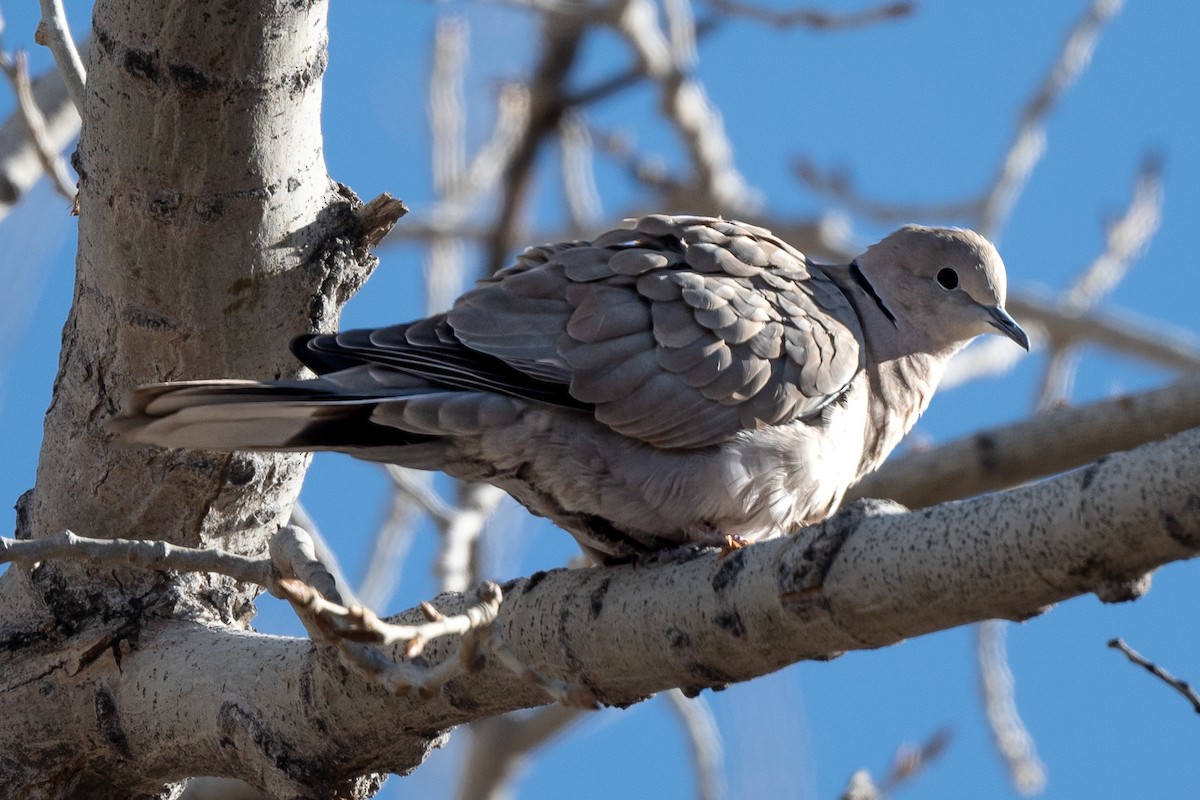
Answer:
483, 8, 587, 275
0, 48, 75, 200
977, 620, 1046, 796
700, 0, 913, 30
1108, 638, 1200, 715
3, 426, 1198, 794
35, 0, 87, 112
794, 0, 1123, 239
0, 36, 86, 221
849, 378, 1200, 510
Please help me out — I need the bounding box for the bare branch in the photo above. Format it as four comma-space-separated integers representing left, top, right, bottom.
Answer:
940, 335, 1032, 391
384, 467, 504, 593
6, 427, 1200, 789
356, 489, 422, 611
613, 0, 756, 212
1063, 159, 1162, 309
663, 689, 727, 800
437, 482, 506, 594
0, 49, 74, 200
794, 158, 983, 223
1037, 157, 1163, 407
271, 524, 346, 606
34, 0, 87, 112
979, 0, 1123, 237
595, 127, 682, 194
289, 504, 359, 606
663, 0, 698, 67
702, 0, 913, 30
387, 465, 458, 528
276, 578, 502, 656
457, 707, 587, 800
559, 112, 603, 233
484, 10, 588, 274
849, 377, 1200, 510
795, 0, 1122, 238
430, 17, 469, 200
450, 83, 532, 209
1108, 638, 1200, 715
977, 621, 1046, 796
879, 728, 952, 794
426, 15, 470, 313
0, 529, 274, 586
0, 36, 85, 221
1006, 293, 1200, 373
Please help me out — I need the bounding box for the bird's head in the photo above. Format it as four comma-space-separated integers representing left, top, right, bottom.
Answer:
854, 225, 1030, 355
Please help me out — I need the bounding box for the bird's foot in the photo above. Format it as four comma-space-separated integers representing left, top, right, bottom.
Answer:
717, 533, 750, 559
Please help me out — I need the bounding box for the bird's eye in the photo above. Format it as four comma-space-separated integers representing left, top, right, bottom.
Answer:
936, 267, 959, 290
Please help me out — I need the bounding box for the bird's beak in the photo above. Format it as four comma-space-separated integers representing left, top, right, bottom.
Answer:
987, 306, 1030, 350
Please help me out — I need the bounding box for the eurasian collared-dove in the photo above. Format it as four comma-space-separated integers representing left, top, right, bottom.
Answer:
111, 215, 1028, 563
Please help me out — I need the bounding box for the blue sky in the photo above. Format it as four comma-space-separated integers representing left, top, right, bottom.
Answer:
1, 1, 1198, 798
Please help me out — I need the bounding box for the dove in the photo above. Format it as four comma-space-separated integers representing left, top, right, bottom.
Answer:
111, 215, 1028, 563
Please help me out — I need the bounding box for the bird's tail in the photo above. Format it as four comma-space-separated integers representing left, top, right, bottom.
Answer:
108, 378, 430, 453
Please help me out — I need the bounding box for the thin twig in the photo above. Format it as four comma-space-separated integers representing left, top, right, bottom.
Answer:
977, 620, 1046, 796
939, 335, 1034, 391
34, 0, 87, 112
446, 83, 532, 211
387, 465, 503, 593
594, 128, 684, 195
1108, 638, 1200, 714
1063, 160, 1162, 308
0, 530, 274, 587
1007, 293, 1200, 372
0, 39, 84, 222
943, 289, 1200, 391
276, 578, 503, 658
702, 0, 912, 30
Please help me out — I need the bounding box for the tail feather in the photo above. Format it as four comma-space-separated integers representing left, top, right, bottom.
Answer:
109, 379, 434, 453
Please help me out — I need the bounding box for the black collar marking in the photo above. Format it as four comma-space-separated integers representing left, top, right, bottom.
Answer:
849, 260, 898, 327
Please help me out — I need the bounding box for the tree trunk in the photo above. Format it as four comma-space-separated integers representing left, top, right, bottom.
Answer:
0, 1, 379, 795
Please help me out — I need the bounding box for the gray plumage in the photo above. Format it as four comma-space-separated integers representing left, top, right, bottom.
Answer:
111, 215, 1028, 563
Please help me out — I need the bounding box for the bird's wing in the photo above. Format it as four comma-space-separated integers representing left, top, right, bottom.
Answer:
447, 214, 866, 448
291, 317, 583, 408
